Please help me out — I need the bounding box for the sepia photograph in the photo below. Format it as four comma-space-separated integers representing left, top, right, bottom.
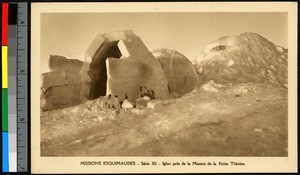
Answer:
31, 2, 297, 173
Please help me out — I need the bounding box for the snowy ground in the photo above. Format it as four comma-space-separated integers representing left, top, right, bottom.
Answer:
41, 82, 287, 156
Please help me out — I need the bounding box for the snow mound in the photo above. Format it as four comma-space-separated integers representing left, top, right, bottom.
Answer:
193, 32, 288, 87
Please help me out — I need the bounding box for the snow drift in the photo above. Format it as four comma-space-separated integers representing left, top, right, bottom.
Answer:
193, 32, 288, 87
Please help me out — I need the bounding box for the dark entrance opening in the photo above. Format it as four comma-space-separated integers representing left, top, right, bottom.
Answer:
89, 41, 122, 99
211, 45, 227, 52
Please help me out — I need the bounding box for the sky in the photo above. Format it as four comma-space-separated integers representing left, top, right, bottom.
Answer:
41, 12, 287, 73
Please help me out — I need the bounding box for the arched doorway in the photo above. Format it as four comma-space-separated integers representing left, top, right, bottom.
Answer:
88, 41, 122, 99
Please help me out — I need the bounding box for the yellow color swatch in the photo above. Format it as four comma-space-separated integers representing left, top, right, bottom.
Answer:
2, 46, 8, 88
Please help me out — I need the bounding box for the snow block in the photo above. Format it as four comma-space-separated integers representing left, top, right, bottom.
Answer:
41, 71, 82, 90
48, 55, 83, 72
152, 48, 199, 95
80, 82, 91, 102
106, 58, 169, 101
135, 97, 150, 109
85, 33, 106, 63
40, 85, 81, 111
104, 32, 153, 61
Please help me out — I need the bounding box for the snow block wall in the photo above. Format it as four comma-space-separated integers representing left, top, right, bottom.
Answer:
41, 30, 199, 110
41, 55, 83, 111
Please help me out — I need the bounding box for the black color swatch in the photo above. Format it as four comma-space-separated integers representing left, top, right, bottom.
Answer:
9, 3, 17, 25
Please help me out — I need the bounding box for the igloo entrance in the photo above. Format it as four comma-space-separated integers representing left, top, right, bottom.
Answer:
88, 41, 122, 99
80, 30, 171, 102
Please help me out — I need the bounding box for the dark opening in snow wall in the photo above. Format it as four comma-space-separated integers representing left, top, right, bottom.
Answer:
80, 30, 136, 101
211, 45, 227, 52
80, 32, 119, 101
89, 41, 122, 99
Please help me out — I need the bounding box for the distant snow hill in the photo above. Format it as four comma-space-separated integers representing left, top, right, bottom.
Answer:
193, 32, 288, 88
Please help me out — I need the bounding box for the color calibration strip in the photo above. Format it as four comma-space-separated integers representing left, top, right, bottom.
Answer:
2, 2, 9, 172
9, 3, 18, 173
2, 2, 21, 172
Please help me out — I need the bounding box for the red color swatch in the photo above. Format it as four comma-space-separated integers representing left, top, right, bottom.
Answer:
2, 3, 8, 46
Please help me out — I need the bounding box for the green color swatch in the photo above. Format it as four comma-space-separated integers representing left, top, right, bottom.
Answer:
2, 89, 8, 132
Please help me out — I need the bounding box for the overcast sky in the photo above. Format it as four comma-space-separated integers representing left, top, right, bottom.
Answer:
41, 12, 287, 73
